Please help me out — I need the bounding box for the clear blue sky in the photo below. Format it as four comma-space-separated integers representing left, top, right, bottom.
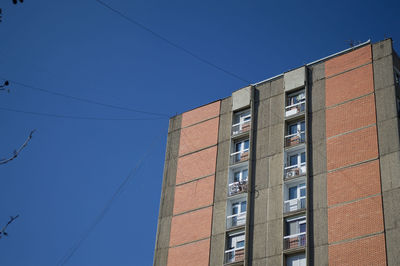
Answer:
0, 0, 398, 265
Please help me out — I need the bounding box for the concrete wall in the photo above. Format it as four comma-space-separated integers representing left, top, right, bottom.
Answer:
210, 97, 232, 265
325, 44, 387, 265
307, 62, 328, 266
247, 76, 285, 265
153, 115, 181, 266
373, 38, 400, 266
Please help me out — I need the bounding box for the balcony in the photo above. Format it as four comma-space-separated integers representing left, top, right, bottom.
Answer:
285, 102, 305, 118
284, 197, 306, 213
285, 132, 305, 148
228, 180, 248, 196
232, 120, 251, 136
284, 233, 306, 250
230, 150, 249, 165
284, 163, 306, 179
225, 247, 245, 264
226, 212, 246, 229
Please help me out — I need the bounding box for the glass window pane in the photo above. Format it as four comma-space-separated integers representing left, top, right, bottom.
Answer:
289, 186, 297, 199
300, 121, 305, 131
301, 152, 306, 163
300, 189, 306, 197
244, 140, 249, 149
235, 142, 241, 152
234, 172, 240, 182
290, 155, 298, 166
289, 124, 297, 134
241, 201, 247, 212
300, 223, 306, 233
236, 240, 245, 248
232, 203, 239, 214
242, 169, 248, 180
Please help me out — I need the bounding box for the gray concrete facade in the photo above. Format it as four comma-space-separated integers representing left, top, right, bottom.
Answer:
372, 38, 400, 266
153, 115, 181, 266
210, 97, 232, 266
307, 62, 328, 266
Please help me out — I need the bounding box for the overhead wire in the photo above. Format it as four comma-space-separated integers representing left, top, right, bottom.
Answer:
1, 78, 170, 118
57, 132, 163, 266
0, 106, 166, 121
94, 0, 251, 84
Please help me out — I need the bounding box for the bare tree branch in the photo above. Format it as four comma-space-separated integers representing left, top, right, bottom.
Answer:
0, 130, 36, 165
0, 215, 19, 239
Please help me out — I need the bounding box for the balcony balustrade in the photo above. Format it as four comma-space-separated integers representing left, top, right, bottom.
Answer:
285, 102, 305, 118
283, 232, 306, 250
230, 150, 249, 165
224, 247, 245, 264
284, 163, 306, 179
284, 197, 306, 213
226, 212, 246, 229
285, 131, 305, 148
228, 180, 248, 196
232, 120, 251, 136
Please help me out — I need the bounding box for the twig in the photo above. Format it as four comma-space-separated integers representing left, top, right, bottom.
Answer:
0, 130, 36, 165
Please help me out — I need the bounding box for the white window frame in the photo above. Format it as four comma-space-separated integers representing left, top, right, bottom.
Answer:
285, 89, 306, 117
232, 109, 251, 135
286, 253, 306, 266
285, 216, 306, 237
284, 179, 306, 213
227, 197, 247, 228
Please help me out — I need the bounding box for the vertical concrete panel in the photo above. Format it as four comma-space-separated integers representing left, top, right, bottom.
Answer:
373, 39, 400, 266
308, 62, 328, 266
210, 97, 231, 265
154, 115, 182, 266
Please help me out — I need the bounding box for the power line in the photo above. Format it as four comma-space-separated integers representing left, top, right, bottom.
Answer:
2, 79, 170, 118
57, 133, 163, 266
94, 0, 251, 84
0, 106, 167, 121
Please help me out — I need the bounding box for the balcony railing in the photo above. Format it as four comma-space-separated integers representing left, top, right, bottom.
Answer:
230, 149, 249, 165
226, 212, 247, 229
228, 180, 248, 196
284, 197, 306, 213
285, 102, 305, 118
232, 120, 251, 136
225, 247, 245, 264
284, 163, 306, 179
284, 131, 305, 148
283, 232, 306, 250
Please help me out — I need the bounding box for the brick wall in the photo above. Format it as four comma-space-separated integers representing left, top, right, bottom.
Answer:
325, 45, 387, 264
166, 101, 220, 266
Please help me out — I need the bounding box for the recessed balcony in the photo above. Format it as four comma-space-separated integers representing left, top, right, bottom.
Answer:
230, 150, 249, 165
225, 247, 245, 264
284, 197, 306, 213
285, 131, 305, 148
285, 102, 305, 118
228, 180, 248, 197
284, 163, 306, 179
283, 232, 306, 250
226, 212, 246, 229
232, 120, 251, 136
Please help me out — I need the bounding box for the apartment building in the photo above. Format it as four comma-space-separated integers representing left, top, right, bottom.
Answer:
153, 38, 400, 266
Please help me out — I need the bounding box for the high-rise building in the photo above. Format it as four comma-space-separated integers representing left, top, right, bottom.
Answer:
153, 38, 400, 266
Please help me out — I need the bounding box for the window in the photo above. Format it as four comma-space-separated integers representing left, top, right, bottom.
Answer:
284, 216, 306, 249
284, 181, 306, 213
228, 166, 249, 196
286, 253, 306, 266
285, 148, 306, 179
227, 198, 247, 228
286, 90, 305, 117
232, 109, 251, 135
225, 231, 245, 263
286, 120, 306, 147
231, 139, 250, 164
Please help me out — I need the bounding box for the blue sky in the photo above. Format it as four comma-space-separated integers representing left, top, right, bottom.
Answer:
0, 0, 398, 265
